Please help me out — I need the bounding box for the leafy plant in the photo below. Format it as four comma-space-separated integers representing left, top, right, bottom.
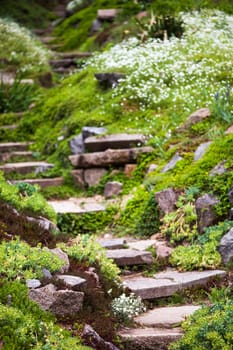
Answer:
111, 293, 146, 323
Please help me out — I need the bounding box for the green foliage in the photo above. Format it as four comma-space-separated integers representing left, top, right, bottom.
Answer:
15, 182, 38, 197
212, 86, 233, 124
170, 301, 233, 350
170, 221, 233, 271
136, 191, 160, 237
59, 234, 121, 285
0, 238, 64, 280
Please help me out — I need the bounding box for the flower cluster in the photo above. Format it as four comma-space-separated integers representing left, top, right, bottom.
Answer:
88, 10, 233, 114
111, 293, 146, 322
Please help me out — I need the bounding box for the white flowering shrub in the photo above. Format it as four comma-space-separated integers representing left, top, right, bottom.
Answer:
88, 10, 233, 114
111, 293, 146, 322
0, 18, 50, 76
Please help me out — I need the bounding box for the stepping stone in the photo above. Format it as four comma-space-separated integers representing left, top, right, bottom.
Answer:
0, 161, 53, 175
12, 177, 64, 189
0, 151, 34, 163
56, 275, 87, 290
127, 239, 156, 251
48, 196, 106, 214
135, 305, 200, 328
97, 9, 118, 21
194, 141, 212, 161
84, 133, 146, 152
69, 147, 154, 168
0, 142, 33, 153
97, 238, 127, 249
106, 249, 154, 266
118, 327, 183, 350
123, 269, 226, 300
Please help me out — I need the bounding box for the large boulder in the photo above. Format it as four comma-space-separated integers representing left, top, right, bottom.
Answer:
219, 228, 233, 265
195, 194, 219, 233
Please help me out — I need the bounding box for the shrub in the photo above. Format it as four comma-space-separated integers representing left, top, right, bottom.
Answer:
111, 293, 146, 323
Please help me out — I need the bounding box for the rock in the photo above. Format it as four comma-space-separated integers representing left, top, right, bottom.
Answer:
70, 169, 85, 189
37, 72, 53, 88
106, 249, 154, 266
156, 244, 173, 260
123, 269, 226, 300
42, 268, 52, 280
219, 227, 233, 264
97, 9, 118, 21
194, 141, 212, 161
209, 161, 227, 176
26, 279, 41, 289
29, 284, 84, 318
84, 133, 146, 152
69, 134, 84, 154
195, 194, 219, 233
48, 197, 106, 214
82, 126, 107, 140
91, 19, 102, 33
119, 327, 182, 350
161, 153, 183, 173
82, 324, 120, 350
0, 161, 53, 175
25, 216, 59, 235
12, 177, 64, 189
50, 248, 70, 273
228, 184, 233, 205
155, 188, 178, 214
124, 164, 137, 178
69, 147, 154, 168
97, 238, 127, 249
95, 73, 125, 89
225, 125, 233, 134
0, 142, 32, 153
185, 108, 211, 127
104, 181, 122, 198
135, 305, 200, 328
56, 275, 87, 290
147, 164, 158, 174
127, 240, 157, 251
84, 168, 107, 186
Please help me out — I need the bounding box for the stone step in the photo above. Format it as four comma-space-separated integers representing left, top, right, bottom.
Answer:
12, 177, 64, 189
0, 151, 34, 163
118, 327, 183, 350
106, 249, 154, 266
135, 305, 200, 328
97, 238, 127, 250
69, 146, 154, 168
48, 196, 106, 214
0, 161, 53, 175
97, 9, 118, 21
84, 133, 146, 152
123, 269, 226, 300
0, 142, 33, 153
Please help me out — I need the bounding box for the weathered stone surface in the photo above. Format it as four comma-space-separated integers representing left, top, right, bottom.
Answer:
56, 275, 87, 290
82, 126, 107, 140
50, 59, 78, 69
29, 284, 84, 318
83, 324, 120, 350
104, 181, 123, 198
84, 168, 107, 186
135, 305, 200, 328
69, 147, 154, 168
124, 164, 137, 178
219, 228, 233, 264
185, 108, 211, 127
97, 238, 127, 249
228, 184, 233, 205
209, 161, 227, 176
119, 327, 183, 350
97, 9, 118, 21
69, 134, 84, 154
70, 169, 85, 189
123, 269, 226, 299
12, 177, 64, 189
161, 153, 183, 173
91, 18, 102, 32
48, 197, 106, 214
127, 240, 156, 251
26, 279, 41, 289
194, 141, 212, 161
95, 73, 125, 88
0, 161, 53, 175
156, 244, 173, 260
225, 125, 233, 134
155, 188, 178, 214
42, 268, 52, 280
84, 133, 146, 152
106, 249, 154, 266
195, 194, 219, 233
50, 248, 70, 273
0, 151, 34, 163
0, 142, 32, 153
147, 163, 158, 173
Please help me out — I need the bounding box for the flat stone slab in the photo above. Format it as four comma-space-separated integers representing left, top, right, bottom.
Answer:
97, 238, 127, 249
118, 327, 183, 350
106, 249, 154, 266
69, 147, 154, 168
194, 141, 212, 161
12, 177, 64, 189
123, 269, 226, 299
97, 9, 118, 20
56, 275, 87, 290
0, 142, 33, 153
0, 161, 53, 175
0, 151, 34, 163
135, 305, 200, 328
84, 133, 146, 152
48, 196, 106, 214
127, 240, 157, 251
